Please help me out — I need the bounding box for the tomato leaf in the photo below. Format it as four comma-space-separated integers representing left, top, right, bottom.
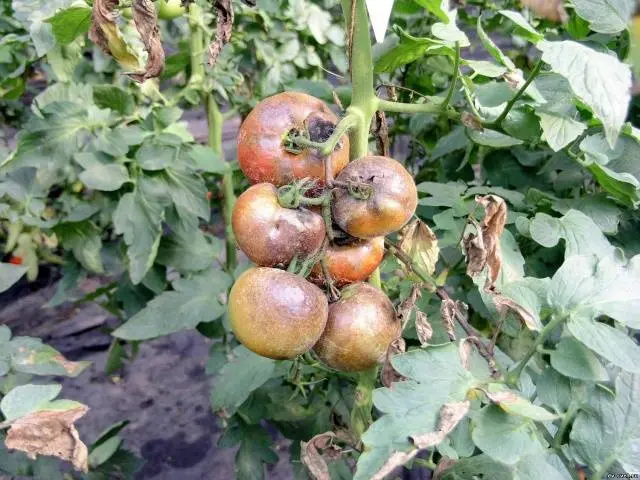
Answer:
572, 0, 635, 34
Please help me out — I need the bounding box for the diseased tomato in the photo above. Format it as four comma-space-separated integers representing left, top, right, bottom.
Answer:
158, 0, 185, 20
232, 183, 326, 267
313, 282, 400, 372
229, 267, 329, 359
237, 92, 350, 186
332, 155, 418, 239
308, 237, 385, 287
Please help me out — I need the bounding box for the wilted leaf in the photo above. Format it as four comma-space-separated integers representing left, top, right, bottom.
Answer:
89, 0, 140, 72
209, 0, 233, 66
4, 405, 89, 472
301, 432, 342, 480
492, 293, 538, 331
380, 337, 406, 388
396, 285, 421, 329
464, 195, 507, 290
440, 297, 458, 341
482, 387, 558, 421
415, 311, 433, 346
398, 219, 440, 277
128, 0, 165, 82
522, 0, 568, 22
370, 401, 471, 480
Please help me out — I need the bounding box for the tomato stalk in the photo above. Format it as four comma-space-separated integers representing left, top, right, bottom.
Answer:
189, 4, 237, 273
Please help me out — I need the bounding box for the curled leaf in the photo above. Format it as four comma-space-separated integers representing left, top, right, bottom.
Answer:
415, 311, 432, 346
301, 432, 342, 480
373, 110, 390, 156
89, 0, 141, 71
209, 0, 234, 66
398, 219, 440, 278
380, 337, 406, 388
4, 405, 89, 472
522, 0, 568, 23
461, 111, 483, 131
128, 0, 165, 82
370, 401, 471, 480
396, 284, 422, 329
440, 297, 458, 341
492, 293, 538, 331
463, 195, 507, 291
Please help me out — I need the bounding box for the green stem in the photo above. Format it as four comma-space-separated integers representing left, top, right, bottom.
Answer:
378, 98, 460, 120
350, 366, 378, 442
505, 314, 566, 387
490, 59, 543, 128
592, 455, 617, 480
442, 42, 460, 111
553, 400, 579, 450
287, 113, 358, 156
190, 4, 237, 273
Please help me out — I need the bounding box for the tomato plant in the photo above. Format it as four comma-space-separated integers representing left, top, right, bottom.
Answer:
1, 0, 640, 479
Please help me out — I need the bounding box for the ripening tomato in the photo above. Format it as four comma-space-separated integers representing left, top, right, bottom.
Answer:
313, 282, 400, 372
8, 256, 23, 265
232, 183, 326, 267
308, 237, 385, 287
332, 155, 417, 239
229, 267, 329, 359
158, 0, 185, 19
237, 92, 350, 186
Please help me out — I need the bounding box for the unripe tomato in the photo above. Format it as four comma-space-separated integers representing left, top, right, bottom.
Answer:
309, 237, 384, 287
232, 183, 326, 267
158, 0, 185, 20
229, 267, 329, 359
332, 156, 417, 239
313, 282, 400, 372
237, 92, 350, 186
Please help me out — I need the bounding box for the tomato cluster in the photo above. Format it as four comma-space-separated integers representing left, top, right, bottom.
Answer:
229, 92, 418, 372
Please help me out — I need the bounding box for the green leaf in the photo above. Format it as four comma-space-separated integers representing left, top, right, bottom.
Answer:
498, 10, 543, 43
79, 163, 130, 192
431, 126, 469, 159
187, 145, 231, 174
464, 60, 508, 78
529, 210, 614, 259
467, 128, 523, 147
573, 0, 635, 34
549, 253, 640, 329
0, 384, 61, 421
54, 221, 104, 273
45, 6, 91, 45
135, 134, 181, 171
9, 336, 90, 377
551, 195, 622, 235
471, 405, 543, 465
355, 343, 474, 480
210, 346, 281, 413
413, 0, 449, 22
477, 16, 516, 70
432, 9, 470, 47
112, 268, 232, 340
0, 263, 27, 293
550, 337, 609, 381
578, 132, 640, 208
162, 168, 210, 222
569, 372, 640, 473
538, 40, 632, 148
218, 418, 278, 480
483, 386, 558, 421
93, 85, 135, 116
374, 32, 444, 73
88, 421, 129, 468
113, 176, 167, 284
536, 111, 586, 152
566, 316, 640, 373
438, 452, 568, 480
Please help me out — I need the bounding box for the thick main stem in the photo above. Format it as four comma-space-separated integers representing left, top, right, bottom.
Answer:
190, 4, 237, 273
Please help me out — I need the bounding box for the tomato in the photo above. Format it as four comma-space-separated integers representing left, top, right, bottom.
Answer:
232, 183, 326, 267
8, 256, 23, 265
309, 237, 385, 287
229, 267, 329, 359
158, 0, 185, 20
332, 155, 417, 239
237, 92, 350, 186
313, 282, 400, 372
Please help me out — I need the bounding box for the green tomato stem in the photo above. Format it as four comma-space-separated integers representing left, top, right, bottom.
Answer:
442, 42, 461, 111
190, 4, 237, 273
489, 58, 544, 128
378, 98, 460, 120
287, 113, 358, 156
553, 399, 580, 450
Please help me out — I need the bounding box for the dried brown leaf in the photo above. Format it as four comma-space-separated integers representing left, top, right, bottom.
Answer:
89, 0, 140, 71
522, 0, 568, 22
373, 110, 390, 157
370, 401, 471, 480
209, 0, 234, 66
301, 432, 342, 480
380, 338, 406, 387
433, 457, 457, 480
396, 284, 422, 329
440, 298, 457, 341
464, 195, 507, 291
4, 406, 89, 472
493, 293, 538, 331
461, 111, 483, 131
415, 311, 432, 346
398, 219, 440, 278
503, 69, 525, 90
458, 338, 473, 370
128, 0, 165, 82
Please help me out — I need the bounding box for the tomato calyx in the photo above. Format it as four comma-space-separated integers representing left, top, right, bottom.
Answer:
277, 178, 325, 209
282, 115, 342, 156
332, 179, 374, 200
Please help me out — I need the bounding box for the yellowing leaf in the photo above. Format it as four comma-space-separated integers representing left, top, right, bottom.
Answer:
522, 0, 568, 22
398, 219, 440, 277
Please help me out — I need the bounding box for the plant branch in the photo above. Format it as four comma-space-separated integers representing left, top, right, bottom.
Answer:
489, 59, 543, 128
442, 42, 460, 111
287, 113, 358, 156
553, 400, 580, 450
378, 98, 460, 120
